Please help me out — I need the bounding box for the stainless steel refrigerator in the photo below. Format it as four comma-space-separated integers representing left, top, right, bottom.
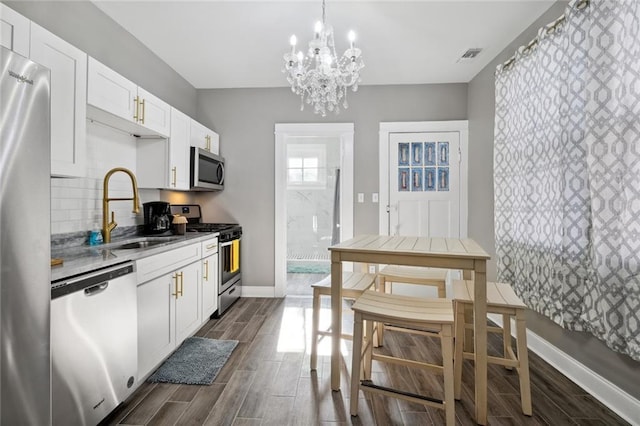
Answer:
0, 46, 51, 425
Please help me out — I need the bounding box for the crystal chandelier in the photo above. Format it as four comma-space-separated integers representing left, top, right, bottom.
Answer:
283, 0, 364, 116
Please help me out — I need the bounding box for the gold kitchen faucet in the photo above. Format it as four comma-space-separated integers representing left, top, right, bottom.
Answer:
102, 167, 140, 243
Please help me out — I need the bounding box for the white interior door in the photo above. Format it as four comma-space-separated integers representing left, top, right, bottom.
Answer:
379, 121, 468, 298
389, 132, 461, 238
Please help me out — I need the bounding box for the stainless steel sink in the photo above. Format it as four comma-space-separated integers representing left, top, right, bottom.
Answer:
115, 240, 167, 250
104, 236, 183, 251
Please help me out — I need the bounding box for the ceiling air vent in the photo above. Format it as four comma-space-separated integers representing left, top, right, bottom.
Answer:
457, 48, 483, 62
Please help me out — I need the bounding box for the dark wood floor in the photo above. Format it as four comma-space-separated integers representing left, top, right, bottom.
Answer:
103, 297, 629, 426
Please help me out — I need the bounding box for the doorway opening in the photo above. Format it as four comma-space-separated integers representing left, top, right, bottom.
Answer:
275, 123, 354, 297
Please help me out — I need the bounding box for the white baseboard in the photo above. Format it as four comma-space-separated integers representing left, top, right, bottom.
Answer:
241, 285, 275, 298
489, 314, 640, 425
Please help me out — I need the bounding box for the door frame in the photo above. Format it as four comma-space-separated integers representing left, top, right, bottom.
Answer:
379, 121, 469, 237
274, 123, 354, 297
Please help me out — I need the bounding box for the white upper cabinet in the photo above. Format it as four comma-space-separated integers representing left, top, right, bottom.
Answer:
190, 120, 219, 155
87, 57, 170, 138
0, 4, 30, 57
168, 108, 190, 190
30, 22, 86, 177
136, 107, 190, 190
137, 87, 171, 137
87, 57, 137, 122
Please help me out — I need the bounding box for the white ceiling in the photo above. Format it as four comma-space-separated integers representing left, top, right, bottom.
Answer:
92, 0, 556, 89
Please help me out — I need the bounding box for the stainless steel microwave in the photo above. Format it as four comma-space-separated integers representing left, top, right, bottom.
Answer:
190, 147, 225, 191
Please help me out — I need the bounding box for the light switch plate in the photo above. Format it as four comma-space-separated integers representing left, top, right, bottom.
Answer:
357, 193, 364, 203
372, 193, 379, 203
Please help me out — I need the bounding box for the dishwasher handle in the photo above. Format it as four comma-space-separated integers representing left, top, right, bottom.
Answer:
84, 282, 109, 296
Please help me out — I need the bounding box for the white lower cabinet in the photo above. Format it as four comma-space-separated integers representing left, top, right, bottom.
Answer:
174, 261, 201, 343
201, 237, 219, 321
201, 254, 219, 319
136, 243, 202, 379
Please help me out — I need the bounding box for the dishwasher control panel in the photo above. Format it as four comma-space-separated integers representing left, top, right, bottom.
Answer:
51, 262, 135, 299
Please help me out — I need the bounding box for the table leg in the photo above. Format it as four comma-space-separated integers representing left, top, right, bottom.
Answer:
473, 260, 488, 425
331, 257, 343, 391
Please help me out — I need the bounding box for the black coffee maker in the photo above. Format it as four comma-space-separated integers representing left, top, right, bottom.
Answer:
143, 202, 172, 234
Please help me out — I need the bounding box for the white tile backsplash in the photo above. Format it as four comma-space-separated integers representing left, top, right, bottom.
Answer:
51, 120, 161, 235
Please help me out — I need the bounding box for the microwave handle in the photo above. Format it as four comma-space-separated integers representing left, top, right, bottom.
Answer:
217, 163, 225, 185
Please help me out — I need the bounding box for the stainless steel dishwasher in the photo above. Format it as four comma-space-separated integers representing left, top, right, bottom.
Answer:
51, 262, 138, 426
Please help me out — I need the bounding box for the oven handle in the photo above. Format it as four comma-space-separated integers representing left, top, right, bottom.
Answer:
220, 238, 241, 248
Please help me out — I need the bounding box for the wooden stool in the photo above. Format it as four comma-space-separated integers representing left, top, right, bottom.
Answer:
310, 272, 377, 371
378, 265, 448, 297
452, 280, 532, 416
349, 290, 456, 425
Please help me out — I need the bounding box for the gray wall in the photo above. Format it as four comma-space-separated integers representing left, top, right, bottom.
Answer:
4, 1, 197, 116
468, 1, 640, 400
195, 84, 467, 288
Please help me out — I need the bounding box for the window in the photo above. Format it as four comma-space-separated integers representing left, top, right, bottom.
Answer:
287, 144, 326, 188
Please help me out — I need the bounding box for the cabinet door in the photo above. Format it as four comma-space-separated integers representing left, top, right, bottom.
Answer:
190, 120, 208, 150
137, 274, 176, 379
138, 87, 170, 137
201, 253, 219, 320
209, 131, 220, 155
169, 108, 190, 190
190, 120, 219, 154
30, 22, 86, 177
0, 3, 30, 57
175, 262, 201, 344
87, 57, 137, 123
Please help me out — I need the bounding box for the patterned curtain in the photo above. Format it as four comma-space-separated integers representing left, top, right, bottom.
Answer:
494, 0, 640, 361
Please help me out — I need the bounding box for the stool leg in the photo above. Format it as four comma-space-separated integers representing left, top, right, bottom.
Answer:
437, 282, 446, 298
464, 305, 474, 353
442, 324, 456, 426
310, 289, 320, 371
350, 311, 365, 416
453, 301, 466, 400
376, 277, 387, 346
515, 310, 532, 416
503, 313, 513, 371
363, 319, 374, 380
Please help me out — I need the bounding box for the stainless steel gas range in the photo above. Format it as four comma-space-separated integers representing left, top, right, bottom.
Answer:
170, 204, 242, 316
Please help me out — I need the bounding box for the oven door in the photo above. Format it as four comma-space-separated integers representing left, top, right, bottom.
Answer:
219, 238, 241, 292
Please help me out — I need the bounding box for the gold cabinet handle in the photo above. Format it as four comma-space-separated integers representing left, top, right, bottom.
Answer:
203, 260, 209, 281
205, 135, 211, 151
171, 166, 177, 187
206, 243, 216, 250
140, 98, 146, 124
178, 272, 184, 296
172, 273, 179, 299
133, 96, 140, 121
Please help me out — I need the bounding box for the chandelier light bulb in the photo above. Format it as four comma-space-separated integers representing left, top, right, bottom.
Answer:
348, 30, 356, 49
314, 21, 323, 37
296, 51, 304, 62
290, 35, 297, 55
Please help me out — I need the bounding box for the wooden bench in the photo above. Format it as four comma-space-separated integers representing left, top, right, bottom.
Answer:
310, 271, 377, 370
349, 290, 456, 425
453, 280, 532, 416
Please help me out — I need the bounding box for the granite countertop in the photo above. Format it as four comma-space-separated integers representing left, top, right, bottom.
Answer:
51, 232, 218, 283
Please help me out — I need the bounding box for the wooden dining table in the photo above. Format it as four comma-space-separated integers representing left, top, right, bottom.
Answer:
329, 235, 491, 425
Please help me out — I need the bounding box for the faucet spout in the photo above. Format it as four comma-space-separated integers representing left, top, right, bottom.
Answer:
102, 167, 140, 244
